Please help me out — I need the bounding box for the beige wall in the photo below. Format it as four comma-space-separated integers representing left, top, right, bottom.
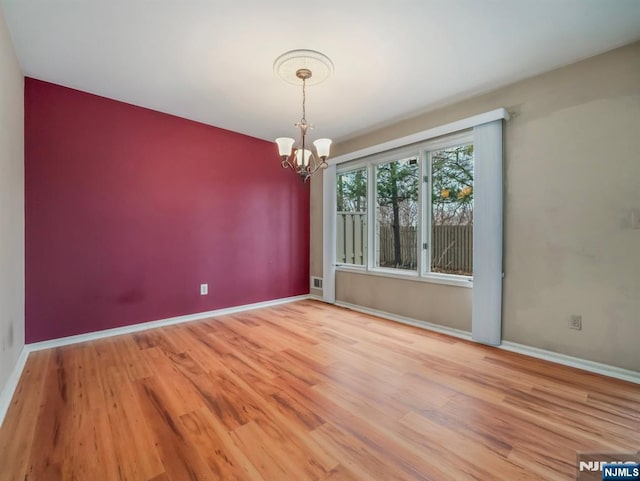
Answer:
0, 6, 25, 398
337, 272, 471, 332
310, 167, 323, 299
311, 41, 640, 371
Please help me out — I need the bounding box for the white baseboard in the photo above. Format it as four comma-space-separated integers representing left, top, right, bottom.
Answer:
0, 348, 29, 430
499, 341, 640, 384
335, 301, 473, 341
28, 294, 311, 352
335, 301, 639, 385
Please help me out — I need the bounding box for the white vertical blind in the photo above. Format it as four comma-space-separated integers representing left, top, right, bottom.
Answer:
322, 165, 337, 303
472, 120, 504, 345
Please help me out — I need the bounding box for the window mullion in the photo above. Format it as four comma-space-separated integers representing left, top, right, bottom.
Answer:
421, 151, 429, 275
416, 152, 424, 277
367, 162, 376, 271
427, 151, 433, 274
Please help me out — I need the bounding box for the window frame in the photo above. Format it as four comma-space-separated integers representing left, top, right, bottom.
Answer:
335, 131, 473, 288
335, 165, 369, 268
372, 153, 420, 273
422, 132, 474, 284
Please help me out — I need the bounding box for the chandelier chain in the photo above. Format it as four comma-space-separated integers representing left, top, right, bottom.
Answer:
301, 77, 306, 161
302, 77, 306, 122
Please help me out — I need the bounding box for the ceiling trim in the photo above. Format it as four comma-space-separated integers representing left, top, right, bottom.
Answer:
329, 107, 510, 166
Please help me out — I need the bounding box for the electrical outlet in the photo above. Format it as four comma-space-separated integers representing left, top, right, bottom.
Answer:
200, 283, 208, 296
569, 314, 582, 330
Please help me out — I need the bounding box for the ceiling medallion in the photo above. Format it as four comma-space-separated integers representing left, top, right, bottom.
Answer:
274, 49, 334, 86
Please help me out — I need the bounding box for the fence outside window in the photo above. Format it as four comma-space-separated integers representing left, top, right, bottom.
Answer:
336, 212, 472, 275
336, 212, 367, 266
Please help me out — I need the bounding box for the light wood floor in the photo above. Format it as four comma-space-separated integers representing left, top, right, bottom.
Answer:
0, 300, 638, 481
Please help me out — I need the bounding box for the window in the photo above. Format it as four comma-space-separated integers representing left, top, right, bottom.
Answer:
335, 132, 474, 285
375, 157, 418, 271
428, 144, 474, 276
336, 168, 367, 266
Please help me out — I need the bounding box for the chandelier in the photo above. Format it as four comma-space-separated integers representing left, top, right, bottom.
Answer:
274, 50, 334, 182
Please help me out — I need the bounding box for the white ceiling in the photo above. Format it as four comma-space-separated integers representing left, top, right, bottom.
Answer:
2, 0, 640, 144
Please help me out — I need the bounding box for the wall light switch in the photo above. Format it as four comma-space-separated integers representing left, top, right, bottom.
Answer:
200, 283, 208, 295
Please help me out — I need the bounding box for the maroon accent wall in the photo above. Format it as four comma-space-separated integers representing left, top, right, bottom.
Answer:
25, 78, 309, 343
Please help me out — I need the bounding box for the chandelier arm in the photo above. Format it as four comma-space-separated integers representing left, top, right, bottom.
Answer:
306, 156, 322, 176
281, 157, 296, 170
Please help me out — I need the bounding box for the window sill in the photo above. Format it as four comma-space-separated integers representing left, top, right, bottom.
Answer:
335, 265, 473, 288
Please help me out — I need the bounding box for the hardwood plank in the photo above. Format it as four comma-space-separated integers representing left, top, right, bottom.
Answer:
310, 422, 442, 481
0, 350, 50, 481
180, 407, 266, 481
321, 464, 364, 481
398, 410, 540, 481
232, 417, 336, 481
105, 380, 165, 480
23, 349, 75, 481
134, 376, 215, 481
0, 300, 637, 481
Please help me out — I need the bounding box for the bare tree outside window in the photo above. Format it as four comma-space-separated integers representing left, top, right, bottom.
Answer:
337, 169, 367, 212
376, 158, 419, 270
430, 144, 474, 275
